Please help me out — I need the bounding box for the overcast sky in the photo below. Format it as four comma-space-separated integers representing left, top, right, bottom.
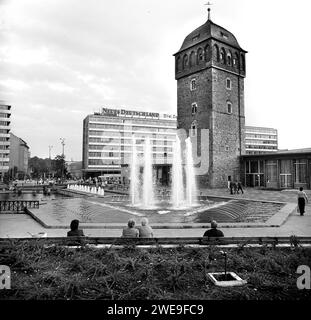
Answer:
0, 0, 311, 161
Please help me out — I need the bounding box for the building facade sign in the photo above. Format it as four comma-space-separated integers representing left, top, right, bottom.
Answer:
101, 107, 160, 119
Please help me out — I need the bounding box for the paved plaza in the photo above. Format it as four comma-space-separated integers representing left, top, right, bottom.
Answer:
0, 188, 310, 239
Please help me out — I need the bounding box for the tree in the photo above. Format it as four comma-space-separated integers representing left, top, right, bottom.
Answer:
52, 155, 68, 178
28, 156, 50, 179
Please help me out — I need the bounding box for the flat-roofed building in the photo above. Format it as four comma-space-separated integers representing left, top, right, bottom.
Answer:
82, 107, 177, 184
241, 148, 311, 189
9, 132, 30, 179
245, 126, 278, 154
0, 103, 11, 181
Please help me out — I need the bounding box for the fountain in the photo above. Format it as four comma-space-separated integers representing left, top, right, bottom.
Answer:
185, 137, 197, 207
171, 136, 184, 208
142, 136, 155, 208
66, 183, 104, 196
130, 137, 139, 206
129, 134, 197, 211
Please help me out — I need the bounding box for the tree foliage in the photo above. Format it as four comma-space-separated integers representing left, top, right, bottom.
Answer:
28, 155, 68, 179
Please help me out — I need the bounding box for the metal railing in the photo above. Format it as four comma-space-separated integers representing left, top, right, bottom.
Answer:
0, 200, 40, 212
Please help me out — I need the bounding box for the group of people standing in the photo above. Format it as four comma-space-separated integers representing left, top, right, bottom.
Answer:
228, 180, 244, 195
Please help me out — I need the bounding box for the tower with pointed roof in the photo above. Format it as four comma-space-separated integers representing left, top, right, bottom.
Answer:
174, 10, 247, 187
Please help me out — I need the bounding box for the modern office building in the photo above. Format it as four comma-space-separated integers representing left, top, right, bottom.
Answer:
8, 132, 30, 179
82, 107, 177, 184
245, 126, 278, 154
0, 103, 11, 181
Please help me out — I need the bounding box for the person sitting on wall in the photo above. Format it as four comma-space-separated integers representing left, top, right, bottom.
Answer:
121, 219, 139, 238
137, 218, 153, 238
203, 220, 224, 238
67, 219, 85, 237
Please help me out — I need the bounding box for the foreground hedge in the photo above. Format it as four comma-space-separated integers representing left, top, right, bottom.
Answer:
0, 241, 311, 300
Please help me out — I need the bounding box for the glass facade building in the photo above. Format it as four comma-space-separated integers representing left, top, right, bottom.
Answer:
82, 108, 177, 184
241, 149, 311, 189
245, 126, 278, 154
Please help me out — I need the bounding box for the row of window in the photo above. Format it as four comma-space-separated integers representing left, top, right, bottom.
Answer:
88, 155, 173, 166
0, 113, 10, 118
88, 137, 174, 144
89, 123, 175, 133
89, 143, 173, 151
89, 117, 175, 128
245, 160, 309, 184
176, 44, 245, 72
190, 101, 232, 116
190, 77, 232, 91
246, 134, 277, 139
245, 145, 278, 150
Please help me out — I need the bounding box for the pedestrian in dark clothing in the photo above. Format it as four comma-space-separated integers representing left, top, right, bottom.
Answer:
237, 181, 244, 194
297, 187, 308, 216
203, 221, 224, 238
67, 219, 85, 237
229, 181, 234, 195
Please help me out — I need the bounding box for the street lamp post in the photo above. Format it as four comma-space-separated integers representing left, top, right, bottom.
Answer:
60, 138, 65, 181
48, 145, 53, 179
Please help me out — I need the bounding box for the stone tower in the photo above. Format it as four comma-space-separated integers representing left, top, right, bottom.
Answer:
174, 12, 247, 188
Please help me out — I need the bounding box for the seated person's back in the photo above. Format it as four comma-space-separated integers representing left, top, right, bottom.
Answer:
137, 218, 153, 238
203, 220, 224, 238
203, 228, 224, 237
67, 219, 85, 237
67, 229, 85, 237
122, 219, 139, 238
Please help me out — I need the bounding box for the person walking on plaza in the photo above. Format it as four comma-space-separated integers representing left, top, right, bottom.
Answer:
297, 187, 308, 216
122, 219, 139, 238
237, 181, 244, 194
229, 181, 234, 195
203, 220, 224, 238
137, 217, 153, 238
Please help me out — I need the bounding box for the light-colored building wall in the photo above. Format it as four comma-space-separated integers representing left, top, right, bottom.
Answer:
0, 103, 11, 181
245, 126, 278, 155
9, 132, 30, 179
83, 107, 177, 183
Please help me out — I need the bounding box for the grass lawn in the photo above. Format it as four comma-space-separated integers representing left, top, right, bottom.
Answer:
0, 240, 311, 300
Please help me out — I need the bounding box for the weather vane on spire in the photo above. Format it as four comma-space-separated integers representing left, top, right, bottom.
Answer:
204, 2, 213, 20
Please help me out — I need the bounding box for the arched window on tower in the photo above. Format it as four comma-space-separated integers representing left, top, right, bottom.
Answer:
191, 102, 198, 115
191, 120, 197, 137
220, 48, 226, 64
227, 101, 233, 114
183, 54, 188, 70
190, 51, 196, 67
197, 47, 204, 64
176, 56, 182, 73
204, 44, 210, 62
227, 50, 232, 66
213, 44, 219, 62
241, 54, 245, 71
233, 52, 239, 69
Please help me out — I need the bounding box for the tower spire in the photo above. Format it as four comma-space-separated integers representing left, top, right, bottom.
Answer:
204, 2, 213, 20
